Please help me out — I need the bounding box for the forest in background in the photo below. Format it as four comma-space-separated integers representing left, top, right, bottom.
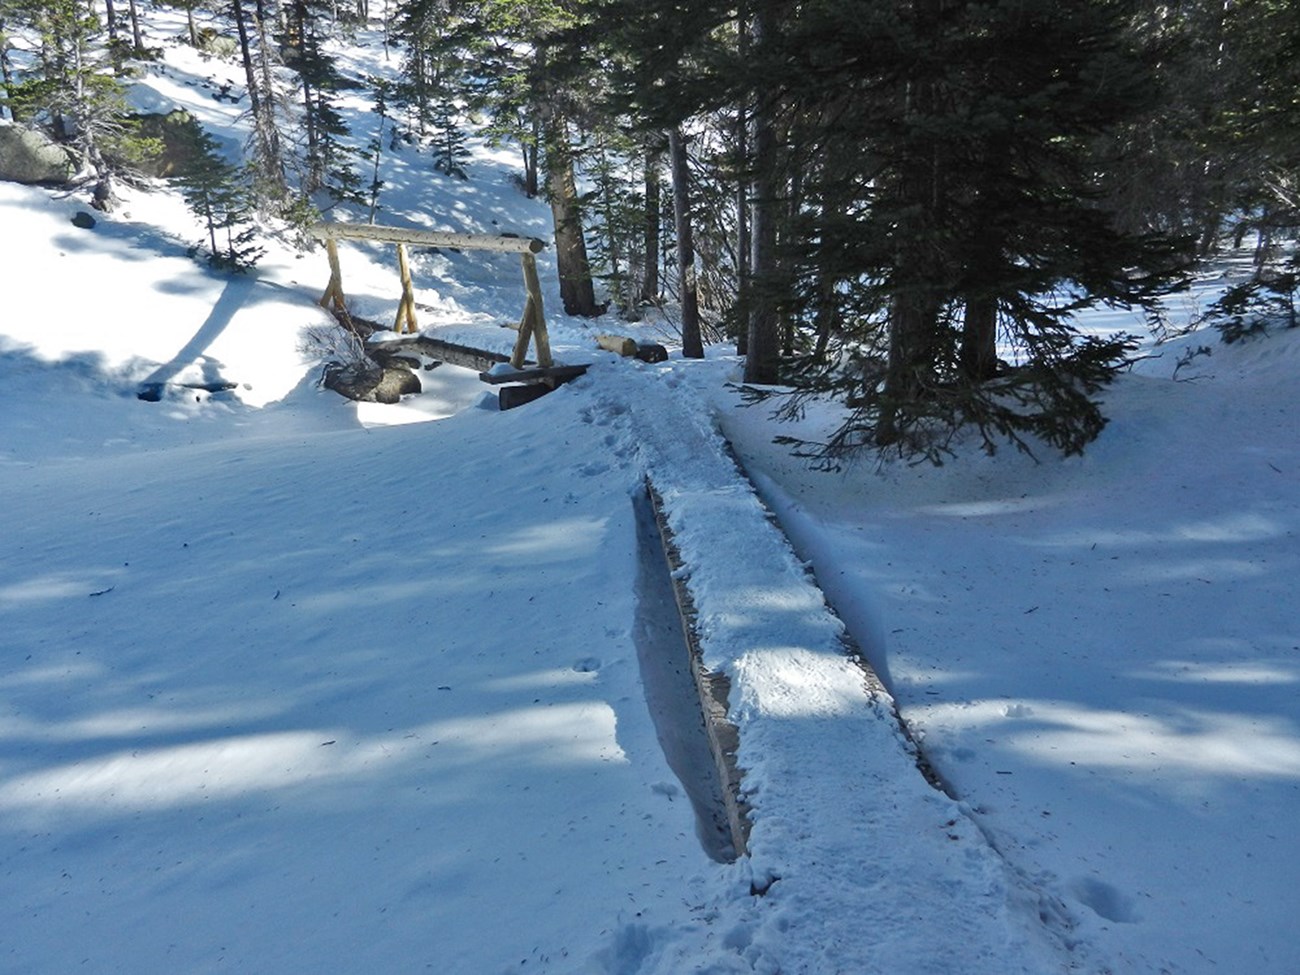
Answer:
2, 0, 1297, 461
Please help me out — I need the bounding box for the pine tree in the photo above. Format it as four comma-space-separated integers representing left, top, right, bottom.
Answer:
230, 0, 287, 206
430, 92, 469, 179
286, 0, 363, 204
771, 0, 1191, 459
172, 126, 265, 271
2, 0, 157, 208
361, 75, 392, 222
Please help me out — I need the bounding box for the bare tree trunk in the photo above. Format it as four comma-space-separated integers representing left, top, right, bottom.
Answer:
668, 127, 703, 358
232, 0, 283, 196
543, 111, 600, 317
232, 0, 265, 141
0, 40, 17, 121
255, 12, 281, 161
125, 0, 143, 54
877, 0, 945, 447
639, 143, 661, 304
959, 295, 998, 382
744, 3, 780, 385
734, 98, 750, 356
522, 117, 540, 197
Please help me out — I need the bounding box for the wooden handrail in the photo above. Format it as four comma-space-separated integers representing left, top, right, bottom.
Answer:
311, 221, 545, 255
313, 220, 553, 368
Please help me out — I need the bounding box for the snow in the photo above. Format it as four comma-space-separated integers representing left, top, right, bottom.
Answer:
2, 13, 1298, 974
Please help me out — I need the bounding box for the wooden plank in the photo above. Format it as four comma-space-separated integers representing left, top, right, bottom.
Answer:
312, 222, 544, 254
477, 363, 589, 385
643, 479, 751, 859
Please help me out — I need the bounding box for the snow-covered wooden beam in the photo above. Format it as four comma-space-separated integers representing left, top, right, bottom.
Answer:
310, 222, 545, 254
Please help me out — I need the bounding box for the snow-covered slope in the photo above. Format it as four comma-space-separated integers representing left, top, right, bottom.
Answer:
2, 10, 1298, 973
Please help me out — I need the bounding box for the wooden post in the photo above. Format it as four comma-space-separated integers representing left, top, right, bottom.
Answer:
511, 295, 536, 369
319, 237, 347, 313
394, 242, 419, 334
512, 251, 553, 369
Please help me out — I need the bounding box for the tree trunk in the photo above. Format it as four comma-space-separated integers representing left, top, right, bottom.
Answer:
877, 0, 945, 446
232, 0, 265, 142
254, 12, 281, 158
959, 295, 998, 382
811, 266, 837, 359
1, 26, 19, 121
744, 3, 780, 384
639, 144, 661, 304
734, 99, 750, 356
543, 111, 600, 317
668, 127, 703, 358
782, 152, 803, 357
125, 0, 144, 54
522, 117, 540, 197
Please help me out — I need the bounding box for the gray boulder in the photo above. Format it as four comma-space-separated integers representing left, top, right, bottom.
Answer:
0, 123, 79, 185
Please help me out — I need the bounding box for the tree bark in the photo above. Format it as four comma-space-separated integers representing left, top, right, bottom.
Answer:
668, 127, 704, 358
231, 1, 264, 144
877, 0, 946, 446
639, 144, 661, 304
125, 0, 144, 54
543, 111, 600, 317
744, 4, 780, 385
959, 295, 998, 382
734, 99, 750, 356
233, 0, 282, 192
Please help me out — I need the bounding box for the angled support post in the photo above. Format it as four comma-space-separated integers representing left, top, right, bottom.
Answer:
319, 237, 347, 313
394, 242, 419, 334
511, 250, 552, 369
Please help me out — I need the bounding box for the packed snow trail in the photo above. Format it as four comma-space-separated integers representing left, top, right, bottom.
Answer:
571, 366, 1075, 973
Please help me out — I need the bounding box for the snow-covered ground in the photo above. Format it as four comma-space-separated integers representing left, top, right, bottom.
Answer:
2, 12, 1298, 974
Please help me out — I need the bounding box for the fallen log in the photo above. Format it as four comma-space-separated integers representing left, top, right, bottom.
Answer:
597, 334, 638, 357
368, 334, 509, 372
498, 383, 556, 411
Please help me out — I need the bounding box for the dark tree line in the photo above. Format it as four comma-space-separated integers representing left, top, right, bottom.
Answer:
544, 0, 1300, 460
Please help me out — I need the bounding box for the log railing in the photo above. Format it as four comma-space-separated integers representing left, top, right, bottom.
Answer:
310, 222, 551, 369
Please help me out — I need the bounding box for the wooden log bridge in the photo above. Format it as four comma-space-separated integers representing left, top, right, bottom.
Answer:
311, 222, 552, 370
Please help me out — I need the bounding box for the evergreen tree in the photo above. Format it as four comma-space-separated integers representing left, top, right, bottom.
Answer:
584, 128, 643, 315
774, 0, 1191, 459
430, 92, 469, 178
439, 0, 603, 315
231, 0, 287, 206
361, 75, 392, 222
285, 0, 364, 204
576, 0, 1192, 459
2, 0, 157, 208
172, 126, 265, 271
